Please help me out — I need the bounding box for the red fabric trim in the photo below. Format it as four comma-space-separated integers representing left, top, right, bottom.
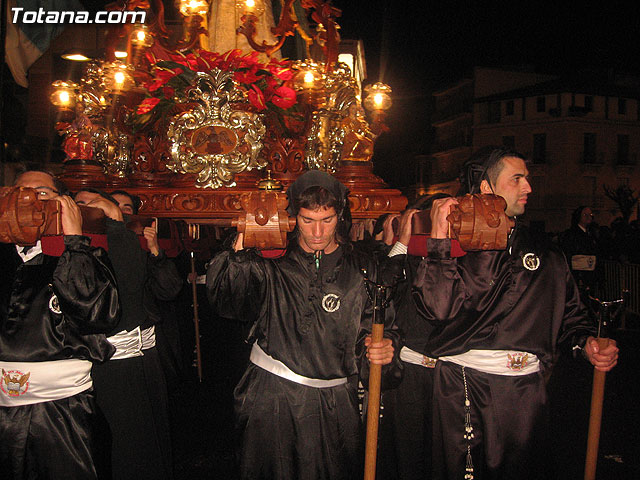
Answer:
258, 249, 286, 258
41, 234, 109, 256
404, 235, 467, 258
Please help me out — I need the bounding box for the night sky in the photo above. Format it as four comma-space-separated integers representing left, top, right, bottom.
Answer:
336, 1, 640, 189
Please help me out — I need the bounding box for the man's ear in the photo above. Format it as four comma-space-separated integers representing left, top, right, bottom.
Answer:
480, 179, 492, 194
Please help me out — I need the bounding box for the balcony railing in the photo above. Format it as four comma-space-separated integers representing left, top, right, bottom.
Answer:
601, 260, 640, 324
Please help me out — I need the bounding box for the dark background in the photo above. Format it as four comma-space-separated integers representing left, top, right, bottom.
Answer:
337, 1, 640, 189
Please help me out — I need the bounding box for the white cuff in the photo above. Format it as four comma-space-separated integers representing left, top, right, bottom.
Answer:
388, 242, 408, 257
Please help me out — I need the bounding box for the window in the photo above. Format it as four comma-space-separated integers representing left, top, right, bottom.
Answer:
532, 134, 546, 163
505, 100, 514, 116
536, 96, 546, 112
502, 136, 515, 148
584, 96, 593, 111
488, 102, 501, 123
583, 133, 597, 163
618, 98, 627, 115
617, 134, 630, 164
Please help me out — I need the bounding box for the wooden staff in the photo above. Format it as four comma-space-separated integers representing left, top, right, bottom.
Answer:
190, 252, 203, 382
584, 338, 608, 480
364, 321, 384, 480
584, 294, 624, 480
362, 270, 394, 480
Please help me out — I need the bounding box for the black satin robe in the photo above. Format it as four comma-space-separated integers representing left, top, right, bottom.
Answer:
207, 243, 402, 480
0, 236, 120, 480
380, 253, 437, 480
91, 218, 182, 480
412, 224, 596, 479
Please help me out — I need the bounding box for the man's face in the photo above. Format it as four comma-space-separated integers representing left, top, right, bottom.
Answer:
296, 206, 339, 254
15, 171, 59, 200
74, 191, 101, 206
112, 193, 135, 215
483, 156, 532, 217
579, 208, 593, 227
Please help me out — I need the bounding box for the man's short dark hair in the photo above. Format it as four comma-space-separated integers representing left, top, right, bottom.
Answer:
110, 190, 141, 214
74, 187, 118, 205
13, 166, 70, 196
294, 186, 343, 214
458, 146, 526, 195
293, 186, 349, 244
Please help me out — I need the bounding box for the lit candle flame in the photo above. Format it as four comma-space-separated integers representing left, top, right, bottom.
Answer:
374, 93, 384, 108
303, 71, 314, 86
114, 71, 125, 86
59, 91, 70, 105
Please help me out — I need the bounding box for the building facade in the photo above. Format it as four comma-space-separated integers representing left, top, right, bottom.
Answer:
430, 67, 640, 232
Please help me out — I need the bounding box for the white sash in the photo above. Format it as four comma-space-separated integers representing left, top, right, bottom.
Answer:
571, 254, 596, 271
0, 359, 92, 407
250, 343, 348, 388
107, 326, 156, 360
400, 346, 438, 368
439, 349, 540, 376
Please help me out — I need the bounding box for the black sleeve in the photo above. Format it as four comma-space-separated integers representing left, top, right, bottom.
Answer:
53, 235, 121, 335
146, 250, 183, 301
205, 249, 267, 323
413, 238, 468, 324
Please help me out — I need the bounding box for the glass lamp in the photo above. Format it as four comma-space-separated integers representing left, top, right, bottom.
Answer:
130, 24, 154, 48
50, 80, 79, 108
363, 82, 392, 113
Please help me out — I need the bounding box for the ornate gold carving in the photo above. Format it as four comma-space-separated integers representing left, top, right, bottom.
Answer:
304, 63, 358, 172
166, 70, 267, 189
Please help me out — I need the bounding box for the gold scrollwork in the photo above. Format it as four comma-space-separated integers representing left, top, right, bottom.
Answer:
166, 70, 267, 189
304, 63, 359, 172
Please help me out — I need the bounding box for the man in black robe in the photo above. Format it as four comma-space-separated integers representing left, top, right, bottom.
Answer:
561, 205, 599, 297
0, 170, 120, 479
207, 170, 402, 480
412, 147, 619, 479
75, 189, 182, 480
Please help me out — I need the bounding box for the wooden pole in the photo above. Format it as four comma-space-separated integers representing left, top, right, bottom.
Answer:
364, 322, 384, 480
190, 252, 203, 382
584, 337, 609, 480
364, 279, 386, 480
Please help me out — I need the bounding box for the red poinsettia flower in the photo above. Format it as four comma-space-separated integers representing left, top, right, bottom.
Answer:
145, 68, 183, 92
136, 97, 161, 114
270, 86, 297, 109
167, 52, 190, 68
237, 51, 261, 70
219, 49, 244, 70
234, 67, 262, 85
268, 65, 295, 82
162, 85, 175, 98
248, 84, 267, 110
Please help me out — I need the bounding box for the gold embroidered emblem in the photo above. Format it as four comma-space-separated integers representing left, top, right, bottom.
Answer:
506, 353, 529, 371
421, 356, 437, 368
1, 369, 30, 397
